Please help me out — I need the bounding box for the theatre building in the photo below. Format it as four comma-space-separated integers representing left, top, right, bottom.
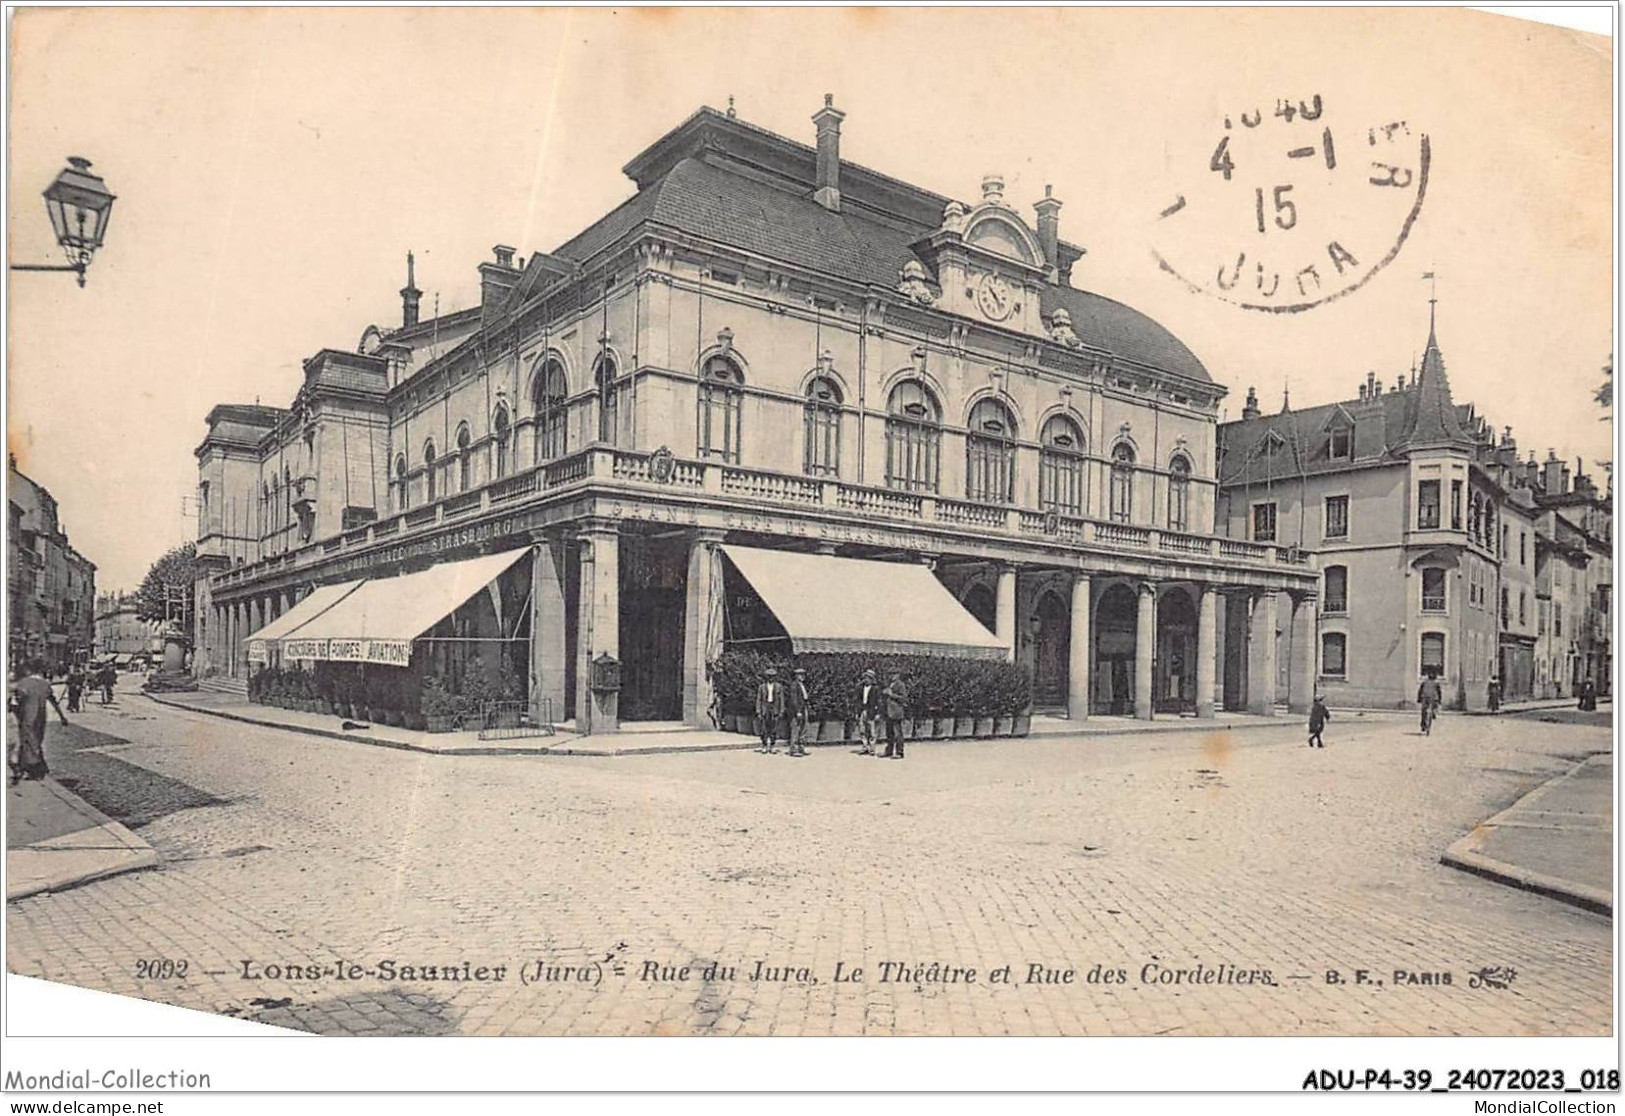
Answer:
194, 100, 1318, 733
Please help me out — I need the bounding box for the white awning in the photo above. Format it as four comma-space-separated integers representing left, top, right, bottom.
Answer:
245, 580, 365, 664
720, 544, 1008, 660
279, 548, 530, 665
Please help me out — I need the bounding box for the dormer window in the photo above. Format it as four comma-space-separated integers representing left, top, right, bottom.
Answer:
1329, 426, 1351, 459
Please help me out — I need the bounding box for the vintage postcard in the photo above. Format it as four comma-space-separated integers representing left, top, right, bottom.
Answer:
2, 3, 1615, 1099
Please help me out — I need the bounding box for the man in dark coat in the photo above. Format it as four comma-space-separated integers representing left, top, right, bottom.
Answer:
786, 667, 812, 757
1308, 694, 1330, 748
1417, 669, 1443, 734
854, 669, 883, 755
9, 660, 68, 784
65, 664, 85, 713
881, 672, 909, 759
755, 666, 786, 754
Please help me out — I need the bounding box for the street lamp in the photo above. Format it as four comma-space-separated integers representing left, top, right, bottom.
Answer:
12, 157, 116, 287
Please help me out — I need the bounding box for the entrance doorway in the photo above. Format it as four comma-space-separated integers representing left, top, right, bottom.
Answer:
618, 534, 687, 721
1031, 589, 1069, 707
1155, 588, 1197, 714
1093, 582, 1137, 715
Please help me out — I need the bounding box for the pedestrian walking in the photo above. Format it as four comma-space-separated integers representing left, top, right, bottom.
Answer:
9, 659, 68, 784
854, 669, 883, 755
755, 666, 785, 754
1579, 678, 1597, 712
1487, 677, 1501, 713
1416, 669, 1442, 735
1307, 694, 1330, 748
98, 662, 115, 705
65, 664, 85, 714
786, 667, 811, 757
881, 671, 909, 760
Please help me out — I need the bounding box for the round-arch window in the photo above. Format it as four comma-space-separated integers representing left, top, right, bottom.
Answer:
698, 354, 744, 463
1168, 454, 1193, 533
804, 375, 842, 477
533, 358, 567, 462
1040, 414, 1086, 515
1110, 443, 1136, 523
966, 397, 1016, 503
885, 380, 942, 493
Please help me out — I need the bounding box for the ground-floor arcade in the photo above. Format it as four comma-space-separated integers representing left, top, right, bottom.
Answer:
202, 499, 1320, 733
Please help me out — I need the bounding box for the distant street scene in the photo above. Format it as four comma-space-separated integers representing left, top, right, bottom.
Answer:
6, 672, 1610, 1037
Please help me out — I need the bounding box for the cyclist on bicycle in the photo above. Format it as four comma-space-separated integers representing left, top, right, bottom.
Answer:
1417, 669, 1443, 734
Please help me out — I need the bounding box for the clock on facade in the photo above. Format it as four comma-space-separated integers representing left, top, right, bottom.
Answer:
974, 272, 1016, 322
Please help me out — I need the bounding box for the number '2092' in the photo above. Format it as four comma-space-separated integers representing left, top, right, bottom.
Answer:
135, 958, 188, 979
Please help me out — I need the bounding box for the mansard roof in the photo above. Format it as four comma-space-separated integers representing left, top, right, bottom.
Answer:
547, 107, 1212, 384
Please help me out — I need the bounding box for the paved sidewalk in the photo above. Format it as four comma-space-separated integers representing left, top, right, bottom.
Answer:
146, 687, 1307, 757
5, 777, 158, 900
1442, 753, 1613, 914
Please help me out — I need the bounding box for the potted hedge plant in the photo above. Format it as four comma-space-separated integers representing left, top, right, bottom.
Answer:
421, 675, 457, 733
495, 661, 523, 728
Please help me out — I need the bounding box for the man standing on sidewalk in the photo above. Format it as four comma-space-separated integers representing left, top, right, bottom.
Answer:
786, 667, 812, 757
755, 666, 785, 754
854, 669, 882, 755
10, 660, 68, 784
881, 671, 909, 760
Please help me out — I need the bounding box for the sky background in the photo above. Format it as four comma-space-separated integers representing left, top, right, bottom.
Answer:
7, 6, 1613, 592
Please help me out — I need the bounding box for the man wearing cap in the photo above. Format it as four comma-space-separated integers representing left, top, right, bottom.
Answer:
854, 668, 883, 755
786, 667, 812, 757
755, 665, 786, 754
881, 671, 910, 760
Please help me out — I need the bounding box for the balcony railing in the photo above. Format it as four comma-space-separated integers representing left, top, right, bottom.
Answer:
210, 447, 1312, 591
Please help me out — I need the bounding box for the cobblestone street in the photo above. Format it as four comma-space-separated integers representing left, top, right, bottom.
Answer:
6, 682, 1613, 1037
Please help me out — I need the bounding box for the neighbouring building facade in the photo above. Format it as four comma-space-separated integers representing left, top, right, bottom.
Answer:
8, 458, 96, 673
194, 100, 1319, 732
1218, 323, 1612, 710
93, 591, 164, 660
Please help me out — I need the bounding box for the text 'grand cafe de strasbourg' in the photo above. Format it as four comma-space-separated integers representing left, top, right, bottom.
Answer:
194, 98, 1319, 734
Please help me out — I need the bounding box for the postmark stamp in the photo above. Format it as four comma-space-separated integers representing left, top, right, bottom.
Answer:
1150, 94, 1429, 313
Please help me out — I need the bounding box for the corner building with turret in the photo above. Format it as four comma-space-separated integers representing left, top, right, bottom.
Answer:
193, 101, 1319, 733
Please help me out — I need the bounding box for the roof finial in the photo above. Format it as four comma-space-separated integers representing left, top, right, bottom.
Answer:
726, 95, 736, 119
1281, 379, 1291, 413
1422, 269, 1438, 345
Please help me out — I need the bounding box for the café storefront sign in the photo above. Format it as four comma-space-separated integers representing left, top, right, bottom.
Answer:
282, 637, 413, 666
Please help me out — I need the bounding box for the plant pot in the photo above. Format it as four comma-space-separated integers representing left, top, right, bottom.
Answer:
973, 716, 995, 738
1012, 713, 1031, 737
425, 714, 456, 734
357, 705, 373, 723
898, 718, 917, 741
953, 716, 975, 737
994, 714, 1013, 737
404, 712, 426, 731
930, 716, 950, 739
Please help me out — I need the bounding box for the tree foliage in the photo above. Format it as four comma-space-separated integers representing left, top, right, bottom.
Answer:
1595, 356, 1612, 419
136, 542, 199, 626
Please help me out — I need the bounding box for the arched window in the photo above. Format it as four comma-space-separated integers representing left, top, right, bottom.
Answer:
1039, 414, 1086, 515
394, 455, 409, 511
885, 380, 941, 493
532, 359, 567, 463
698, 354, 744, 463
595, 357, 618, 446
456, 424, 472, 492
1167, 454, 1192, 533
803, 376, 842, 477
424, 440, 438, 503
1109, 443, 1136, 523
965, 397, 1017, 504
493, 406, 511, 479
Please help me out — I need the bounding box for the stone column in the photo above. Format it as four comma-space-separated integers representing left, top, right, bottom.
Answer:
1067, 572, 1091, 720
1195, 584, 1217, 718
529, 535, 569, 727
575, 522, 620, 734
682, 529, 727, 727
1289, 594, 1318, 714
1247, 590, 1278, 715
1135, 582, 1156, 720
995, 564, 1018, 661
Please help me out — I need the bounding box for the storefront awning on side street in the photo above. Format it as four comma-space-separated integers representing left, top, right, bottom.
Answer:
720, 544, 1008, 660
245, 579, 365, 664
279, 548, 530, 666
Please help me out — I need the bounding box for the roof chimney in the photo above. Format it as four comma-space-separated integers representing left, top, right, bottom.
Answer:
400, 251, 423, 328
1396, 372, 1407, 392
479, 244, 522, 323
1543, 449, 1565, 494
812, 94, 845, 212
1033, 185, 1062, 282
1241, 385, 1260, 420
